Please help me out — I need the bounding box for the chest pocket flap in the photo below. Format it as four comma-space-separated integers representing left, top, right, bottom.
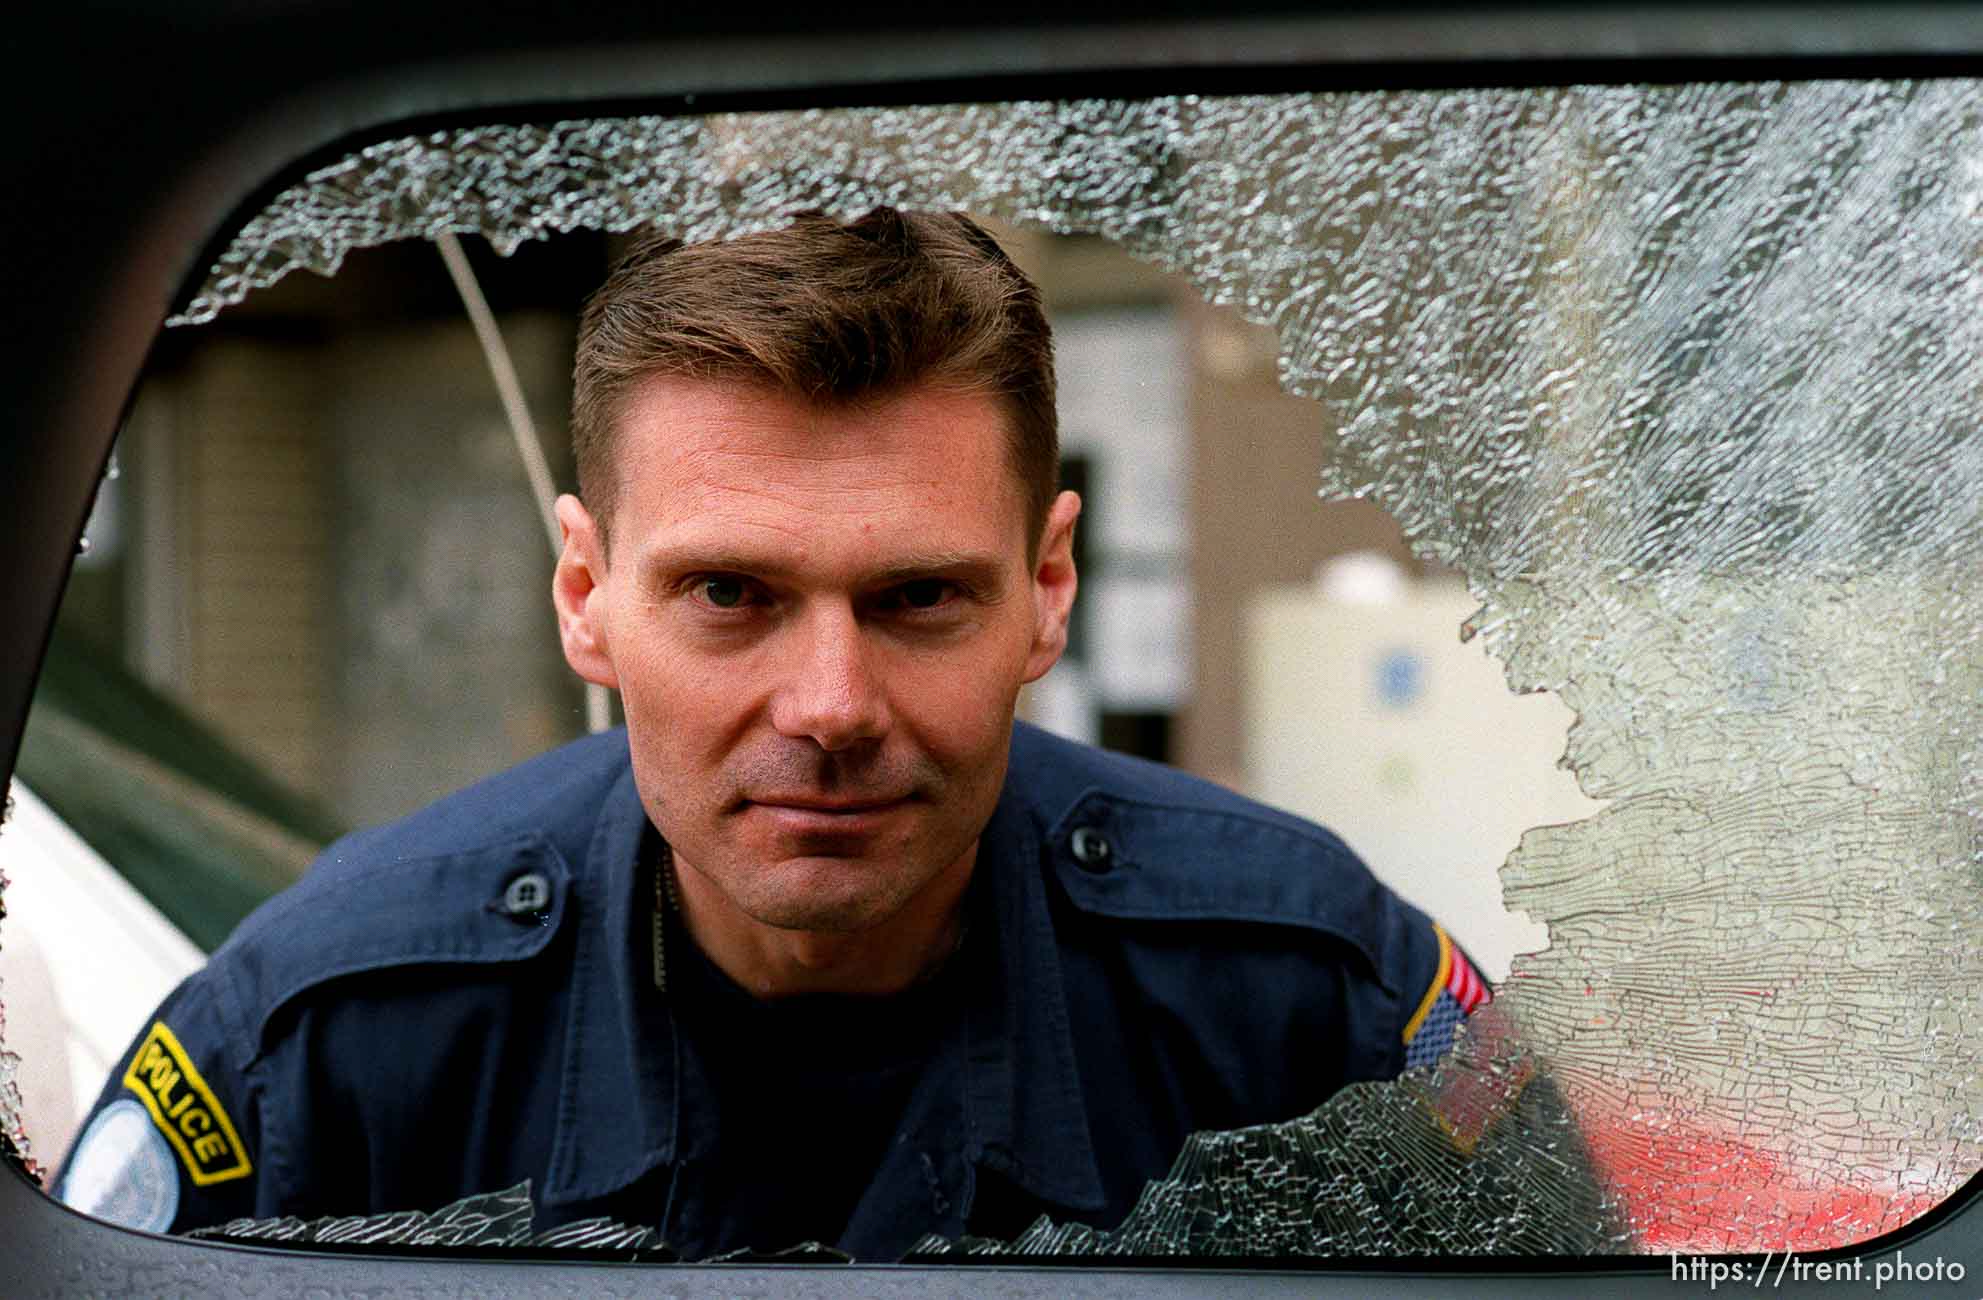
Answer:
214, 834, 573, 1049
1046, 791, 1403, 993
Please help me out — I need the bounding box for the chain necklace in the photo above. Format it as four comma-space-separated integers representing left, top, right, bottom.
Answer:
651, 839, 679, 994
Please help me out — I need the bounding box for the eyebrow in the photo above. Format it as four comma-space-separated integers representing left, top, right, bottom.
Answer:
639, 546, 1011, 590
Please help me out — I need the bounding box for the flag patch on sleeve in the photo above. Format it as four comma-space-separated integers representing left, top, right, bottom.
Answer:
1401, 923, 1491, 1069
120, 1021, 252, 1187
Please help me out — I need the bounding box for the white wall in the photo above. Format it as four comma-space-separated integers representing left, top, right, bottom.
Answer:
1242, 577, 1603, 979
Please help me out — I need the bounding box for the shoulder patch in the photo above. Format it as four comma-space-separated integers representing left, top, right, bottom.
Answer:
1401, 923, 1491, 1069
121, 1020, 252, 1187
58, 1098, 181, 1232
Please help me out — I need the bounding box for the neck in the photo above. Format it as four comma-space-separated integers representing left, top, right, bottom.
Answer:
666, 848, 975, 999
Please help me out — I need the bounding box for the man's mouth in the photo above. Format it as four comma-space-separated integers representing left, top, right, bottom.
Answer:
741, 796, 914, 839
748, 795, 910, 814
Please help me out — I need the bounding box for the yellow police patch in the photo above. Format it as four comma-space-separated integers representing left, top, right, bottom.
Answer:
120, 1021, 252, 1187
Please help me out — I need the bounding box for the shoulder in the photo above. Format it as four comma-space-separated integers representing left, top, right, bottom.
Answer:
1006, 721, 1443, 1006
201, 729, 633, 1053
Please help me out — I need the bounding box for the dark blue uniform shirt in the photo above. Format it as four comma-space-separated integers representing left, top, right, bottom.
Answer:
57, 723, 1481, 1259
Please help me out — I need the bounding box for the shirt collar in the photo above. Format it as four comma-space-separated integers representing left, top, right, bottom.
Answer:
543, 756, 677, 1204
540, 737, 1107, 1219
955, 784, 1107, 1212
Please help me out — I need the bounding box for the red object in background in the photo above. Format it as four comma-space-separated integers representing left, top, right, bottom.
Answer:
1576, 1106, 1943, 1252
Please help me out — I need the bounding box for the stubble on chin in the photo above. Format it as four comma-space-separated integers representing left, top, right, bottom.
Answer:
690, 843, 942, 935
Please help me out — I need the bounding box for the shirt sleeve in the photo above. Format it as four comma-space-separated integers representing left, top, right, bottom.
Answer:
1399, 920, 1492, 1070
53, 969, 262, 1234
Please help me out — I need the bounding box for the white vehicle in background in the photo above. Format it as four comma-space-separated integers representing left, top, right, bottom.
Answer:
0, 628, 337, 1180
0, 784, 203, 1175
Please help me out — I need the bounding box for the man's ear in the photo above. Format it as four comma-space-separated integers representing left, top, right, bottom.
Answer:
552, 493, 620, 690
1022, 490, 1082, 684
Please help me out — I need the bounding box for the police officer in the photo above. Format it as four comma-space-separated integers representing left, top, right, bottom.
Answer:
56, 209, 1489, 1260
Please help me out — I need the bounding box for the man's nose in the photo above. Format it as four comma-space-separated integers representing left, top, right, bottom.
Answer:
769, 604, 890, 750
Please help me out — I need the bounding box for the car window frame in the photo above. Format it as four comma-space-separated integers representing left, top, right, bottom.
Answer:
8, 4, 1983, 1294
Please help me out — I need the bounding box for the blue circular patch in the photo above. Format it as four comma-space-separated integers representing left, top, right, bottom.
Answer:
57, 1098, 179, 1233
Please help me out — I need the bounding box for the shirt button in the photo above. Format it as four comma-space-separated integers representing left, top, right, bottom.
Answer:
501, 871, 552, 917
1069, 826, 1113, 870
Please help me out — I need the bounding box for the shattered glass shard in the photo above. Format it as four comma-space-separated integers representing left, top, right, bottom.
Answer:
915, 1003, 1626, 1257
190, 1183, 537, 1249
189, 1182, 846, 1261
527, 1213, 672, 1255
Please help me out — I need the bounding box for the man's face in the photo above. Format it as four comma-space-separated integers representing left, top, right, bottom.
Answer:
553, 376, 1078, 937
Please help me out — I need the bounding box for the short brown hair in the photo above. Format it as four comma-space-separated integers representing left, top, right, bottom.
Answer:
571, 209, 1058, 554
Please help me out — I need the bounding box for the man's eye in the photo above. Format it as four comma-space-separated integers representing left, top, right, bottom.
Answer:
875, 579, 965, 612
898, 579, 952, 609
698, 577, 751, 608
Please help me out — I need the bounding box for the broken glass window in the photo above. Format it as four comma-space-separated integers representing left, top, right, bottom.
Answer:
17, 80, 1980, 1257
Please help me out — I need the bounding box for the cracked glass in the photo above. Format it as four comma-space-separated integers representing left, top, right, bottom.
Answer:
8, 81, 1980, 1259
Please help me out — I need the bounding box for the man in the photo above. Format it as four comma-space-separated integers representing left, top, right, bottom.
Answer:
56, 209, 1489, 1260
